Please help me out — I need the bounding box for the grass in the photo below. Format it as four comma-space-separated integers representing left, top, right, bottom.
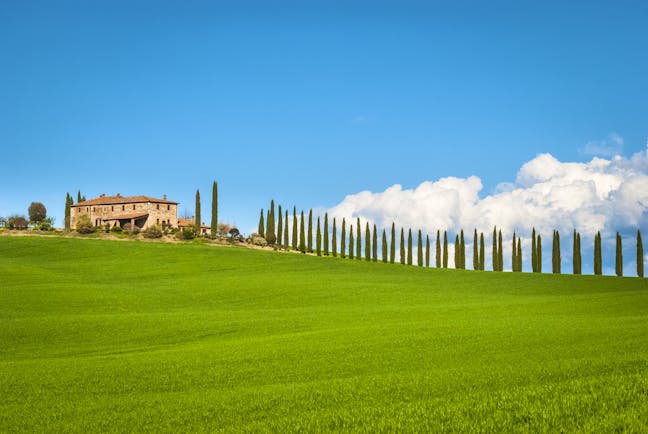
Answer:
1, 236, 647, 432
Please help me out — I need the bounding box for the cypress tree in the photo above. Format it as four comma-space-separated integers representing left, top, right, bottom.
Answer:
499, 230, 504, 271
443, 231, 448, 268
258, 210, 265, 237
340, 218, 346, 258
349, 226, 354, 259
417, 230, 423, 267
492, 227, 498, 271
479, 233, 485, 271
460, 230, 465, 269
576, 233, 581, 274
356, 218, 362, 260
616, 232, 623, 277
382, 229, 388, 263
307, 209, 313, 252
390, 223, 396, 264
454, 234, 460, 269
425, 235, 430, 267
372, 224, 378, 262
64, 193, 72, 231
473, 229, 478, 270
332, 218, 337, 257
512, 233, 517, 272
276, 205, 283, 248
365, 222, 371, 261
195, 190, 201, 234
556, 230, 561, 274
316, 217, 322, 256
517, 238, 522, 272
284, 210, 289, 250
211, 181, 218, 238
292, 207, 298, 250
637, 230, 644, 278
572, 230, 579, 274
299, 211, 306, 253
266, 200, 276, 245
594, 231, 602, 275
407, 229, 413, 265
531, 228, 537, 273
77, 191, 82, 203
436, 230, 441, 268
537, 235, 542, 273
400, 228, 406, 265
323, 213, 329, 256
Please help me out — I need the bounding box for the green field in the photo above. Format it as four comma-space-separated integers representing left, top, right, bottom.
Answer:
1, 236, 647, 432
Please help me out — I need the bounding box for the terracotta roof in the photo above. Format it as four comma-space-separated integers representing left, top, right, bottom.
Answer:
72, 194, 178, 207
102, 212, 149, 220
178, 218, 210, 229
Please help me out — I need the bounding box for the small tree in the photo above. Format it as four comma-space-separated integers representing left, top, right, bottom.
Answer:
637, 230, 644, 278
492, 227, 498, 271
28, 202, 47, 223
266, 200, 276, 245
76, 214, 94, 234
436, 230, 441, 268
340, 218, 346, 258
531, 228, 537, 272
573, 230, 581, 275
594, 231, 602, 275
332, 218, 338, 257
512, 233, 517, 272
258, 209, 265, 237
292, 207, 298, 250
356, 218, 362, 260
299, 211, 306, 253
425, 235, 430, 267
417, 230, 423, 267
382, 229, 388, 263
479, 232, 485, 271
473, 229, 478, 270
7, 215, 29, 230
400, 228, 405, 265
307, 209, 313, 252
195, 190, 201, 234
454, 234, 460, 269
284, 210, 289, 249
390, 223, 396, 264
64, 193, 72, 231
459, 230, 465, 269
517, 238, 522, 272
365, 222, 371, 262
211, 181, 218, 238
443, 231, 448, 268
616, 232, 623, 277
537, 235, 542, 273
349, 226, 355, 259
316, 217, 322, 256
323, 213, 329, 256
372, 224, 378, 262
276, 205, 283, 248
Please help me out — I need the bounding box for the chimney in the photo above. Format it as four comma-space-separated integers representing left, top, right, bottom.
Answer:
100, 193, 105, 197
163, 194, 167, 200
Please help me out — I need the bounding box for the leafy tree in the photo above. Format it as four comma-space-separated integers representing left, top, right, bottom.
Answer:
28, 202, 47, 223
443, 231, 448, 268
284, 210, 289, 250
372, 224, 378, 262
365, 222, 371, 261
400, 228, 406, 265
436, 230, 441, 268
64, 193, 72, 231
390, 223, 396, 264
616, 232, 623, 277
473, 229, 479, 270
417, 229, 423, 267
536, 235, 542, 273
211, 181, 218, 238
382, 229, 388, 263
332, 218, 337, 257
340, 218, 346, 258
292, 207, 298, 250
637, 230, 644, 278
307, 209, 313, 252
349, 226, 355, 259
195, 190, 201, 234
299, 211, 306, 253
276, 205, 283, 248
356, 218, 362, 260
425, 235, 430, 267
316, 217, 322, 256
479, 232, 485, 271
323, 213, 329, 256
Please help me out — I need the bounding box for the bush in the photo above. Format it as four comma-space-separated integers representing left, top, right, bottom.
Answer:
177, 227, 196, 240
250, 236, 268, 247
33, 217, 55, 231
0, 217, 6, 228
143, 225, 163, 239
76, 215, 95, 234
111, 225, 123, 233
7, 215, 29, 230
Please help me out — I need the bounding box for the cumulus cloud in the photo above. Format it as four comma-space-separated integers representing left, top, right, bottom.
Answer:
326, 144, 648, 271
578, 133, 624, 156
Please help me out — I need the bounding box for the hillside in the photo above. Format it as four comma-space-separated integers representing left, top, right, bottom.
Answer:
1, 236, 647, 432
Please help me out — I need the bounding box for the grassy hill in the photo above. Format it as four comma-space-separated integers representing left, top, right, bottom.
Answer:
1, 236, 647, 432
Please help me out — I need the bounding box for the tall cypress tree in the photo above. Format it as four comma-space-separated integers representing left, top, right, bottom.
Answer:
400, 228, 406, 265
417, 230, 423, 267
349, 226, 354, 259
390, 223, 396, 264
266, 200, 276, 245
498, 230, 503, 271
323, 213, 329, 256
443, 231, 448, 268
64, 193, 72, 231
512, 233, 517, 272
372, 224, 378, 262
316, 217, 322, 256
276, 205, 283, 248
473, 229, 478, 270
460, 230, 465, 269
365, 222, 371, 261
479, 233, 485, 271
616, 232, 623, 277
340, 218, 346, 258
382, 229, 388, 263
556, 230, 561, 274
454, 234, 460, 269
258, 210, 265, 237
537, 235, 542, 273
211, 181, 218, 238
356, 218, 362, 260
307, 209, 313, 252
332, 218, 337, 257
195, 190, 201, 234
492, 227, 498, 271
284, 210, 289, 250
77, 191, 82, 203
517, 238, 522, 272
299, 211, 306, 253
407, 229, 413, 265
637, 230, 644, 278
572, 230, 579, 274
292, 207, 298, 250
436, 230, 441, 268
531, 228, 537, 273
594, 231, 601, 275
425, 235, 430, 267
576, 233, 581, 274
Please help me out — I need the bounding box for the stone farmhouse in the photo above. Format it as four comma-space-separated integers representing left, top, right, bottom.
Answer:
70, 194, 179, 230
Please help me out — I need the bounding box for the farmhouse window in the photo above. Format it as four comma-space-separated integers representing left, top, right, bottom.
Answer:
133, 205, 136, 210
111, 206, 114, 211
122, 205, 125, 211
157, 204, 159, 210
167, 205, 170, 210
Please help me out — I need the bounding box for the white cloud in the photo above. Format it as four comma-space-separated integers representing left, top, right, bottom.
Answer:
578, 132, 624, 157
326, 144, 648, 272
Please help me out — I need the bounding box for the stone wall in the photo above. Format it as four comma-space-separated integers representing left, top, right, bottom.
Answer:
71, 201, 178, 230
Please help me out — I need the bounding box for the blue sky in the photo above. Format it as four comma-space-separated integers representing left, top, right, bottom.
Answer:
1, 0, 647, 246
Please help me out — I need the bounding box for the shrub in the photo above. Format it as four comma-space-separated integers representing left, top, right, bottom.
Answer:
7, 215, 29, 230
251, 236, 268, 247
34, 217, 55, 231
0, 217, 6, 228
177, 227, 196, 240
76, 214, 95, 234
143, 225, 163, 239
111, 225, 123, 233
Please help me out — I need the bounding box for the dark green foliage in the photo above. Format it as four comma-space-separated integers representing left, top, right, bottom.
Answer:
573, 230, 581, 275
479, 233, 485, 271
616, 232, 623, 277
372, 224, 378, 262
77, 191, 85, 203
492, 227, 498, 271
365, 222, 371, 262
576, 233, 581, 274
292, 207, 298, 250
340, 218, 346, 258
64, 193, 72, 231
531, 228, 537, 273
211, 181, 218, 238
454, 234, 460, 269
400, 228, 406, 265
349, 226, 355, 260
382, 229, 388, 263
258, 210, 265, 237
407, 229, 413, 266
537, 235, 542, 273
307, 209, 313, 252
473, 229, 478, 270
356, 218, 362, 261
28, 202, 47, 223
299, 211, 306, 253
316, 217, 321, 256
552, 230, 561, 274
517, 238, 522, 272
284, 211, 289, 250
425, 235, 430, 267
75, 214, 94, 234
266, 201, 276, 245
276, 205, 283, 248
323, 213, 329, 256
195, 190, 201, 233
512, 233, 517, 272
436, 230, 441, 268
417, 230, 423, 267
459, 230, 465, 269
594, 231, 602, 275
497, 230, 503, 272
390, 223, 396, 264
332, 218, 337, 257
443, 231, 448, 268
637, 230, 644, 278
